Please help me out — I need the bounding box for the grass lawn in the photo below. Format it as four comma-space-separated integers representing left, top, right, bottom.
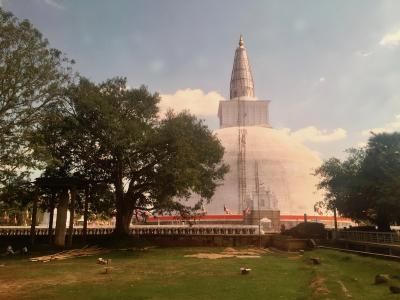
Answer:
1, 246, 400, 300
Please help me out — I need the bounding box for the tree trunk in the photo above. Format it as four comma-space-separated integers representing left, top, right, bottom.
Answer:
115, 208, 134, 236
113, 155, 133, 236
114, 191, 135, 236
333, 207, 338, 232
24, 209, 30, 226
3, 210, 9, 224
67, 186, 77, 248
17, 212, 25, 226
30, 191, 39, 246
377, 222, 391, 232
83, 189, 89, 241
376, 218, 391, 232
54, 189, 69, 247
48, 193, 55, 244
376, 210, 391, 232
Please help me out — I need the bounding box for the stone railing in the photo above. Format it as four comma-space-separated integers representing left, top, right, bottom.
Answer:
337, 230, 400, 244
0, 225, 259, 237
129, 225, 258, 235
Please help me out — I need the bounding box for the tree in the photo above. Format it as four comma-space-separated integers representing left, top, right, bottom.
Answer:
0, 7, 74, 186
359, 133, 400, 230
34, 80, 115, 245
50, 77, 228, 235
0, 173, 35, 225
315, 132, 400, 231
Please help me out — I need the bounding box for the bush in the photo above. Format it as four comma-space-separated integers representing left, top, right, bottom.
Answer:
283, 222, 327, 239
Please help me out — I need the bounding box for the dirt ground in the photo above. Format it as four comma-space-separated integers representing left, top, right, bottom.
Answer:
184, 247, 269, 259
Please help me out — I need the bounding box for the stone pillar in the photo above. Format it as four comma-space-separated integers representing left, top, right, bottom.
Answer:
54, 189, 69, 247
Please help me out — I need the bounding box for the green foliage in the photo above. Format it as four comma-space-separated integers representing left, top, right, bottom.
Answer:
35, 77, 228, 233
283, 222, 327, 239
0, 7, 74, 186
147, 110, 228, 210
0, 172, 34, 224
0, 8, 226, 230
315, 132, 400, 230
77, 182, 115, 218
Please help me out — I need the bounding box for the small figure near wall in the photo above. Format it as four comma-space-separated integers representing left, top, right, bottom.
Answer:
6, 245, 15, 255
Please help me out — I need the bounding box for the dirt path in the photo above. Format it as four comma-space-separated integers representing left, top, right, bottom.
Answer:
184, 247, 269, 259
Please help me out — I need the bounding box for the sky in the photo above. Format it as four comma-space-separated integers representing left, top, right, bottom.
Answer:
2, 0, 400, 159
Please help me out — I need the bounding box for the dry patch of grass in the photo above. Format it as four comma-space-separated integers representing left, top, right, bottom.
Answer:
29, 246, 111, 262
310, 276, 330, 295
184, 247, 269, 259
0, 270, 107, 300
184, 253, 237, 259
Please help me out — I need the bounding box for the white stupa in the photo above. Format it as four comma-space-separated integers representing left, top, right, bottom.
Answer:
203, 35, 322, 215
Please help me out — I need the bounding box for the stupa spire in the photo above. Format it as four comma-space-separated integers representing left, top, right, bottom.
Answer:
239, 34, 244, 47
230, 35, 255, 99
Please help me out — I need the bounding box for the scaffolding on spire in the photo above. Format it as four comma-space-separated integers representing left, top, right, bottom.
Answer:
237, 97, 247, 213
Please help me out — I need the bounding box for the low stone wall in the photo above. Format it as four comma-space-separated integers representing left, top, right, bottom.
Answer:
0, 225, 259, 237
139, 234, 274, 247
271, 235, 310, 251
1, 230, 315, 251
0, 234, 275, 249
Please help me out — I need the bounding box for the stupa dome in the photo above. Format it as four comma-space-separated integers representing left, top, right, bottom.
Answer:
204, 126, 323, 215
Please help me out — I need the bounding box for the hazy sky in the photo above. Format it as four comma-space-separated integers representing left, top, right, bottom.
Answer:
2, 0, 400, 159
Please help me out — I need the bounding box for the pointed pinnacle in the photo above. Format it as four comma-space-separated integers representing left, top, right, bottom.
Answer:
239, 34, 244, 47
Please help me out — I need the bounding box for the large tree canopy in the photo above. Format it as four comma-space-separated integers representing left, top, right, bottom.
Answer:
0, 7, 227, 236
38, 77, 228, 235
315, 132, 400, 231
0, 8, 74, 185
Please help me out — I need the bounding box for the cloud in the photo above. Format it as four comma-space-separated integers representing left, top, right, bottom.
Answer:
281, 126, 347, 143
44, 0, 65, 9
357, 141, 367, 148
293, 19, 308, 33
194, 56, 209, 69
34, 0, 65, 9
355, 50, 373, 57
160, 89, 223, 117
148, 59, 166, 73
361, 114, 400, 136
380, 28, 400, 47
130, 32, 143, 45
